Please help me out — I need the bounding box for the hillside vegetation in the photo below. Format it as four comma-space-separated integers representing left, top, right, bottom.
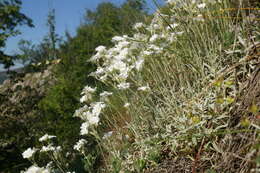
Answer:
1, 0, 260, 172
0, 0, 148, 172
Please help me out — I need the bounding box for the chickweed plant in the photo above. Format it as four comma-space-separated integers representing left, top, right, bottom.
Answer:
21, 0, 260, 172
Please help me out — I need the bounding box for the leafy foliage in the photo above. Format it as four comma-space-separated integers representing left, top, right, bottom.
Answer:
0, 0, 33, 69
16, 9, 60, 66
37, 0, 147, 171
0, 67, 53, 172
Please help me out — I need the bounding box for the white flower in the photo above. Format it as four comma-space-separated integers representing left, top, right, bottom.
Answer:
102, 131, 113, 139
118, 70, 129, 81
176, 32, 184, 37
80, 122, 89, 135
143, 50, 153, 56
22, 148, 37, 159
118, 41, 130, 48
168, 33, 177, 43
194, 14, 205, 22
74, 105, 89, 119
80, 95, 88, 103
124, 103, 130, 108
88, 116, 100, 126
92, 102, 106, 116
109, 60, 127, 73
81, 86, 96, 94
56, 146, 62, 152
134, 22, 144, 30
137, 85, 150, 91
80, 86, 96, 103
95, 45, 106, 52
118, 47, 129, 58
171, 23, 179, 28
90, 54, 101, 62
100, 91, 113, 97
197, 3, 206, 9
148, 45, 163, 53
133, 33, 146, 40
117, 82, 130, 90
95, 67, 105, 75
151, 23, 160, 30
39, 134, 56, 142
80, 102, 105, 125
135, 58, 144, 71
23, 165, 50, 173
149, 34, 159, 42
112, 36, 125, 42
46, 162, 53, 169
66, 152, 70, 157
74, 139, 87, 151
167, 23, 179, 30
40, 145, 56, 152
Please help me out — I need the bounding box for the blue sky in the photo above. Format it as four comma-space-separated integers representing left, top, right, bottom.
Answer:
1, 0, 164, 71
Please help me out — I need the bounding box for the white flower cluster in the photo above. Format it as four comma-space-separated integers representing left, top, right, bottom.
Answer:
88, 10, 185, 90
73, 0, 221, 169
22, 133, 62, 172
76, 88, 108, 136
73, 88, 108, 153
80, 86, 96, 103
73, 1, 190, 151
40, 144, 61, 153
73, 139, 87, 152
90, 35, 136, 84
74, 102, 106, 135
76, 85, 109, 136
22, 165, 50, 173
22, 147, 37, 159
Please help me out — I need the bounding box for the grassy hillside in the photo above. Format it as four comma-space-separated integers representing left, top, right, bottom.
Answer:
19, 0, 260, 172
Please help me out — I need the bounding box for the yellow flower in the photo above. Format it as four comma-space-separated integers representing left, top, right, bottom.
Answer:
241, 118, 250, 127
192, 116, 201, 124
226, 97, 235, 104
